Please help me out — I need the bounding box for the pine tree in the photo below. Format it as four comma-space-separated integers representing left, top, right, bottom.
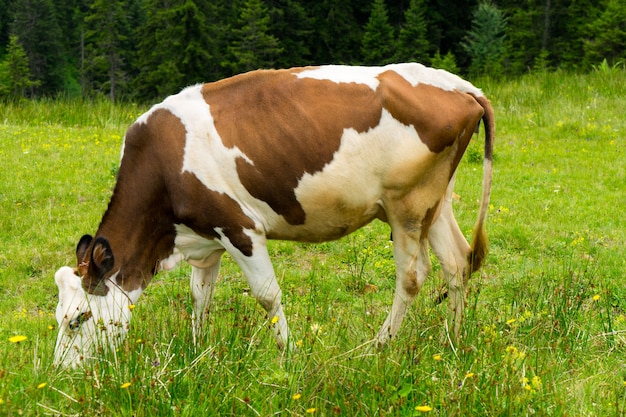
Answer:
0, 0, 11, 53
0, 35, 39, 98
550, 0, 600, 70
224, 0, 283, 74
134, 0, 184, 100
430, 49, 459, 73
462, 2, 507, 78
175, 0, 218, 82
135, 0, 231, 100
583, 0, 626, 68
268, 0, 313, 68
396, 0, 430, 64
9, 0, 65, 95
361, 0, 395, 65
307, 0, 363, 64
83, 0, 131, 101
53, 0, 88, 96
501, 1, 544, 74
426, 0, 477, 70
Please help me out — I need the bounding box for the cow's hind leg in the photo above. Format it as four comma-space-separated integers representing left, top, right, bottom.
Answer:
428, 185, 471, 340
376, 224, 431, 348
190, 258, 222, 345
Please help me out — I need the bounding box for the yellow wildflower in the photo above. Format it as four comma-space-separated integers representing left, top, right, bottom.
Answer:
433, 354, 443, 361
305, 408, 316, 414
531, 376, 542, 390
415, 405, 433, 412
8, 335, 27, 343
292, 393, 301, 400
482, 324, 497, 340
271, 316, 279, 325
128, 304, 136, 310
592, 294, 601, 301
120, 382, 131, 389
37, 383, 47, 389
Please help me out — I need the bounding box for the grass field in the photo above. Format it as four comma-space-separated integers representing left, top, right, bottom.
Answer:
0, 70, 625, 416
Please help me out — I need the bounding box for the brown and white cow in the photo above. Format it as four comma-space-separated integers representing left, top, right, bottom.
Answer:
53, 63, 494, 367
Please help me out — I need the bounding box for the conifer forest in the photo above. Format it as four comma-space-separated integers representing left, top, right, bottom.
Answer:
0, 0, 624, 101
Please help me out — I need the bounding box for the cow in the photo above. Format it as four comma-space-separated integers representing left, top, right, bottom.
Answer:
53, 63, 494, 368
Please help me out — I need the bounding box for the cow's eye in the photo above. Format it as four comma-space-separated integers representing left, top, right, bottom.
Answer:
69, 311, 93, 330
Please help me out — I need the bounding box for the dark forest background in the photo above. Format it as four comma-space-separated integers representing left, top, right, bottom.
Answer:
0, 0, 624, 102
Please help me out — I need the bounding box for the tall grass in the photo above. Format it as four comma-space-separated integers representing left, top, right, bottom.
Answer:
1, 71, 625, 416
0, 97, 144, 128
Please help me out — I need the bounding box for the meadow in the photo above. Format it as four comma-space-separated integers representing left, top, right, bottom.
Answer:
0, 69, 625, 416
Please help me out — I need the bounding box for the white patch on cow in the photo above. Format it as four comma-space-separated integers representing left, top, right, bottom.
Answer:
296, 63, 484, 98
295, 65, 383, 90
163, 86, 250, 187
127, 85, 277, 230
387, 63, 484, 96
53, 266, 142, 368
159, 249, 184, 270
171, 224, 225, 268
160, 87, 287, 231
130, 85, 253, 189
257, 109, 432, 241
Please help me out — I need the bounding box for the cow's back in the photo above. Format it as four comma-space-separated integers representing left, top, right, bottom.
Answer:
141, 64, 485, 242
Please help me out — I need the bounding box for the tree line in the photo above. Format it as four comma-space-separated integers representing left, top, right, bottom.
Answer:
0, 0, 624, 102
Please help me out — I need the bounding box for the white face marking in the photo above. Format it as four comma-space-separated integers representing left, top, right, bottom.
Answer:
53, 266, 141, 368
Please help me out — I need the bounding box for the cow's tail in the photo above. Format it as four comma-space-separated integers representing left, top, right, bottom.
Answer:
467, 95, 494, 274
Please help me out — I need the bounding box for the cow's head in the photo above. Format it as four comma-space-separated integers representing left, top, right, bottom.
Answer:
53, 236, 134, 368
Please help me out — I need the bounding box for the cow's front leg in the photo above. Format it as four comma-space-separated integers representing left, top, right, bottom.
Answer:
223, 233, 292, 351
190, 260, 222, 345
376, 227, 431, 348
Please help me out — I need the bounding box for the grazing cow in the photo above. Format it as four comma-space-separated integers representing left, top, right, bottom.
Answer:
53, 63, 494, 367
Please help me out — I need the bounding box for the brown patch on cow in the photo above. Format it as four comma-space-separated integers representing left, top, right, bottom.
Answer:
138, 110, 256, 257
201, 70, 383, 225
419, 203, 439, 241
173, 172, 256, 256
377, 70, 484, 154
89, 109, 183, 292
468, 222, 488, 274
89, 108, 256, 294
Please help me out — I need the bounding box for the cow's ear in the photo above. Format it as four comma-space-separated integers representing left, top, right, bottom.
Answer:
90, 237, 114, 279
76, 234, 93, 264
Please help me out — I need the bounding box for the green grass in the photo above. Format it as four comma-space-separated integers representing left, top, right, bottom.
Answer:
1, 70, 625, 416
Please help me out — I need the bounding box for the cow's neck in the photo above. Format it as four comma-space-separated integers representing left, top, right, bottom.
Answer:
94, 166, 177, 293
